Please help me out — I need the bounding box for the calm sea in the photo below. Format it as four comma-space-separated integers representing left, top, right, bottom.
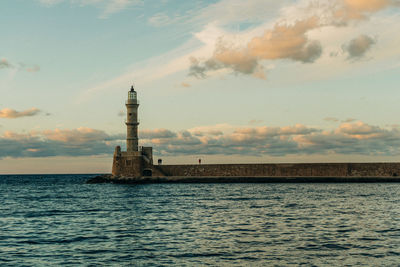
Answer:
0, 174, 399, 266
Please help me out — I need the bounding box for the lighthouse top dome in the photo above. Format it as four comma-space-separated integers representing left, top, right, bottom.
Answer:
127, 85, 138, 102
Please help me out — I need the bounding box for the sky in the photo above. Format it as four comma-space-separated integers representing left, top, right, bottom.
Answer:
1, 0, 400, 174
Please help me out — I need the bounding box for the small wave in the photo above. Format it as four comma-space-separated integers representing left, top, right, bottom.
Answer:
284, 203, 298, 208
375, 228, 400, 233
169, 252, 234, 258
336, 228, 356, 233
321, 243, 350, 250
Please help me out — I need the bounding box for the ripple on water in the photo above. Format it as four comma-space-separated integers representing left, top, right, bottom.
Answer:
0, 176, 400, 266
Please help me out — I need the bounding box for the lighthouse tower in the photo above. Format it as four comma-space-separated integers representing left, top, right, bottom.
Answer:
111, 85, 155, 178
126, 86, 139, 152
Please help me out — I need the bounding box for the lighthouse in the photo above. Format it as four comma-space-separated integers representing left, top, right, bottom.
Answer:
112, 85, 155, 177
126, 85, 139, 152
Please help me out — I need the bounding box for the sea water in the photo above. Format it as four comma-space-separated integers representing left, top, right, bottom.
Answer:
0, 174, 399, 266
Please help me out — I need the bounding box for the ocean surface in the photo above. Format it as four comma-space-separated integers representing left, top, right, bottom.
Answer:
0, 174, 399, 266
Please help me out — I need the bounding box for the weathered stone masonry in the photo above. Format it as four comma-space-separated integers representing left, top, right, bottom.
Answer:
156, 163, 400, 177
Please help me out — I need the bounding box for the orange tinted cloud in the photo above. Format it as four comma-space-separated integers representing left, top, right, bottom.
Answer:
189, 18, 322, 79
0, 108, 41, 119
248, 17, 322, 62
181, 82, 191, 87
335, 0, 394, 22
42, 127, 108, 144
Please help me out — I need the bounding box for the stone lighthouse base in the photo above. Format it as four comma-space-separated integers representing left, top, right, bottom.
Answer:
111, 145, 165, 178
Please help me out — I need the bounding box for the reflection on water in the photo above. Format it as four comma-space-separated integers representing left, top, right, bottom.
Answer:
0, 175, 399, 266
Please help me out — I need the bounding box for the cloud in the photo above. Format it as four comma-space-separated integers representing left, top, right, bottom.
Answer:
334, 0, 396, 23
212, 41, 266, 78
188, 0, 400, 80
38, 0, 63, 6
139, 122, 400, 157
342, 118, 356, 123
325, 117, 357, 123
296, 121, 400, 155
188, 57, 207, 79
336, 121, 382, 136
248, 17, 322, 62
196, 0, 290, 26
0, 58, 40, 73
0, 59, 13, 69
148, 13, 176, 27
38, 0, 143, 17
3, 122, 399, 159
26, 65, 40, 73
324, 117, 339, 122
139, 129, 177, 139
0, 108, 41, 119
42, 127, 110, 144
79, 0, 400, 96
189, 17, 323, 79
101, 0, 143, 18
181, 82, 191, 88
0, 127, 124, 159
249, 119, 264, 125
343, 34, 376, 59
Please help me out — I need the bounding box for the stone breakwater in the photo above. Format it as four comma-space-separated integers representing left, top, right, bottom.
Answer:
155, 163, 400, 177
89, 162, 400, 183
87, 175, 400, 184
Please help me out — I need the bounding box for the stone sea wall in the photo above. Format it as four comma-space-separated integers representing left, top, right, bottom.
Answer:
157, 163, 400, 177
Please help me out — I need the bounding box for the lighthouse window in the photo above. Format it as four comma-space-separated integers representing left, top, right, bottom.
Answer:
129, 113, 132, 116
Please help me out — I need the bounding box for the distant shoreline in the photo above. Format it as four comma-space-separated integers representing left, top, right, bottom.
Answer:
86, 174, 400, 184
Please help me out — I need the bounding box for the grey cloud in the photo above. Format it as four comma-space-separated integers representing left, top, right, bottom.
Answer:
139, 129, 177, 139
0, 58, 40, 72
0, 59, 13, 69
290, 41, 322, 63
342, 118, 356, 123
324, 117, 339, 122
188, 57, 207, 78
343, 35, 376, 59
208, 130, 223, 136
192, 130, 223, 137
